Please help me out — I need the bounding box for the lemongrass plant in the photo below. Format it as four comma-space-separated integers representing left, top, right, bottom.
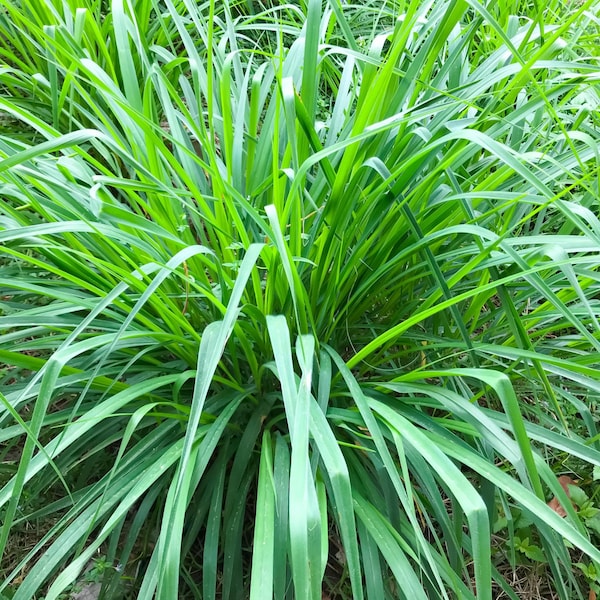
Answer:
1, 0, 600, 598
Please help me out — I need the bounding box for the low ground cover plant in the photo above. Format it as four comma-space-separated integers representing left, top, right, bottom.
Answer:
1, 0, 600, 598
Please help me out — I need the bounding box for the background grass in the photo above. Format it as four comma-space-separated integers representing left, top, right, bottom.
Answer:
1, 0, 600, 598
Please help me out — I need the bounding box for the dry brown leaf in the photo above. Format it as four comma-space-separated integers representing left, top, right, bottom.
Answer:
547, 475, 577, 517
589, 590, 596, 600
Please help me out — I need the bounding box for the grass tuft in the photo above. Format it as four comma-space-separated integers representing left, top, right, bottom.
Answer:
1, 0, 600, 598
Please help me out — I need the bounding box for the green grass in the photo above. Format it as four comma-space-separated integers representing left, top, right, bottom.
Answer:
1, 0, 600, 598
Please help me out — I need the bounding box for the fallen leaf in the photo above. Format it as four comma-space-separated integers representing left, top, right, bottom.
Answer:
589, 590, 596, 600
547, 475, 577, 517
